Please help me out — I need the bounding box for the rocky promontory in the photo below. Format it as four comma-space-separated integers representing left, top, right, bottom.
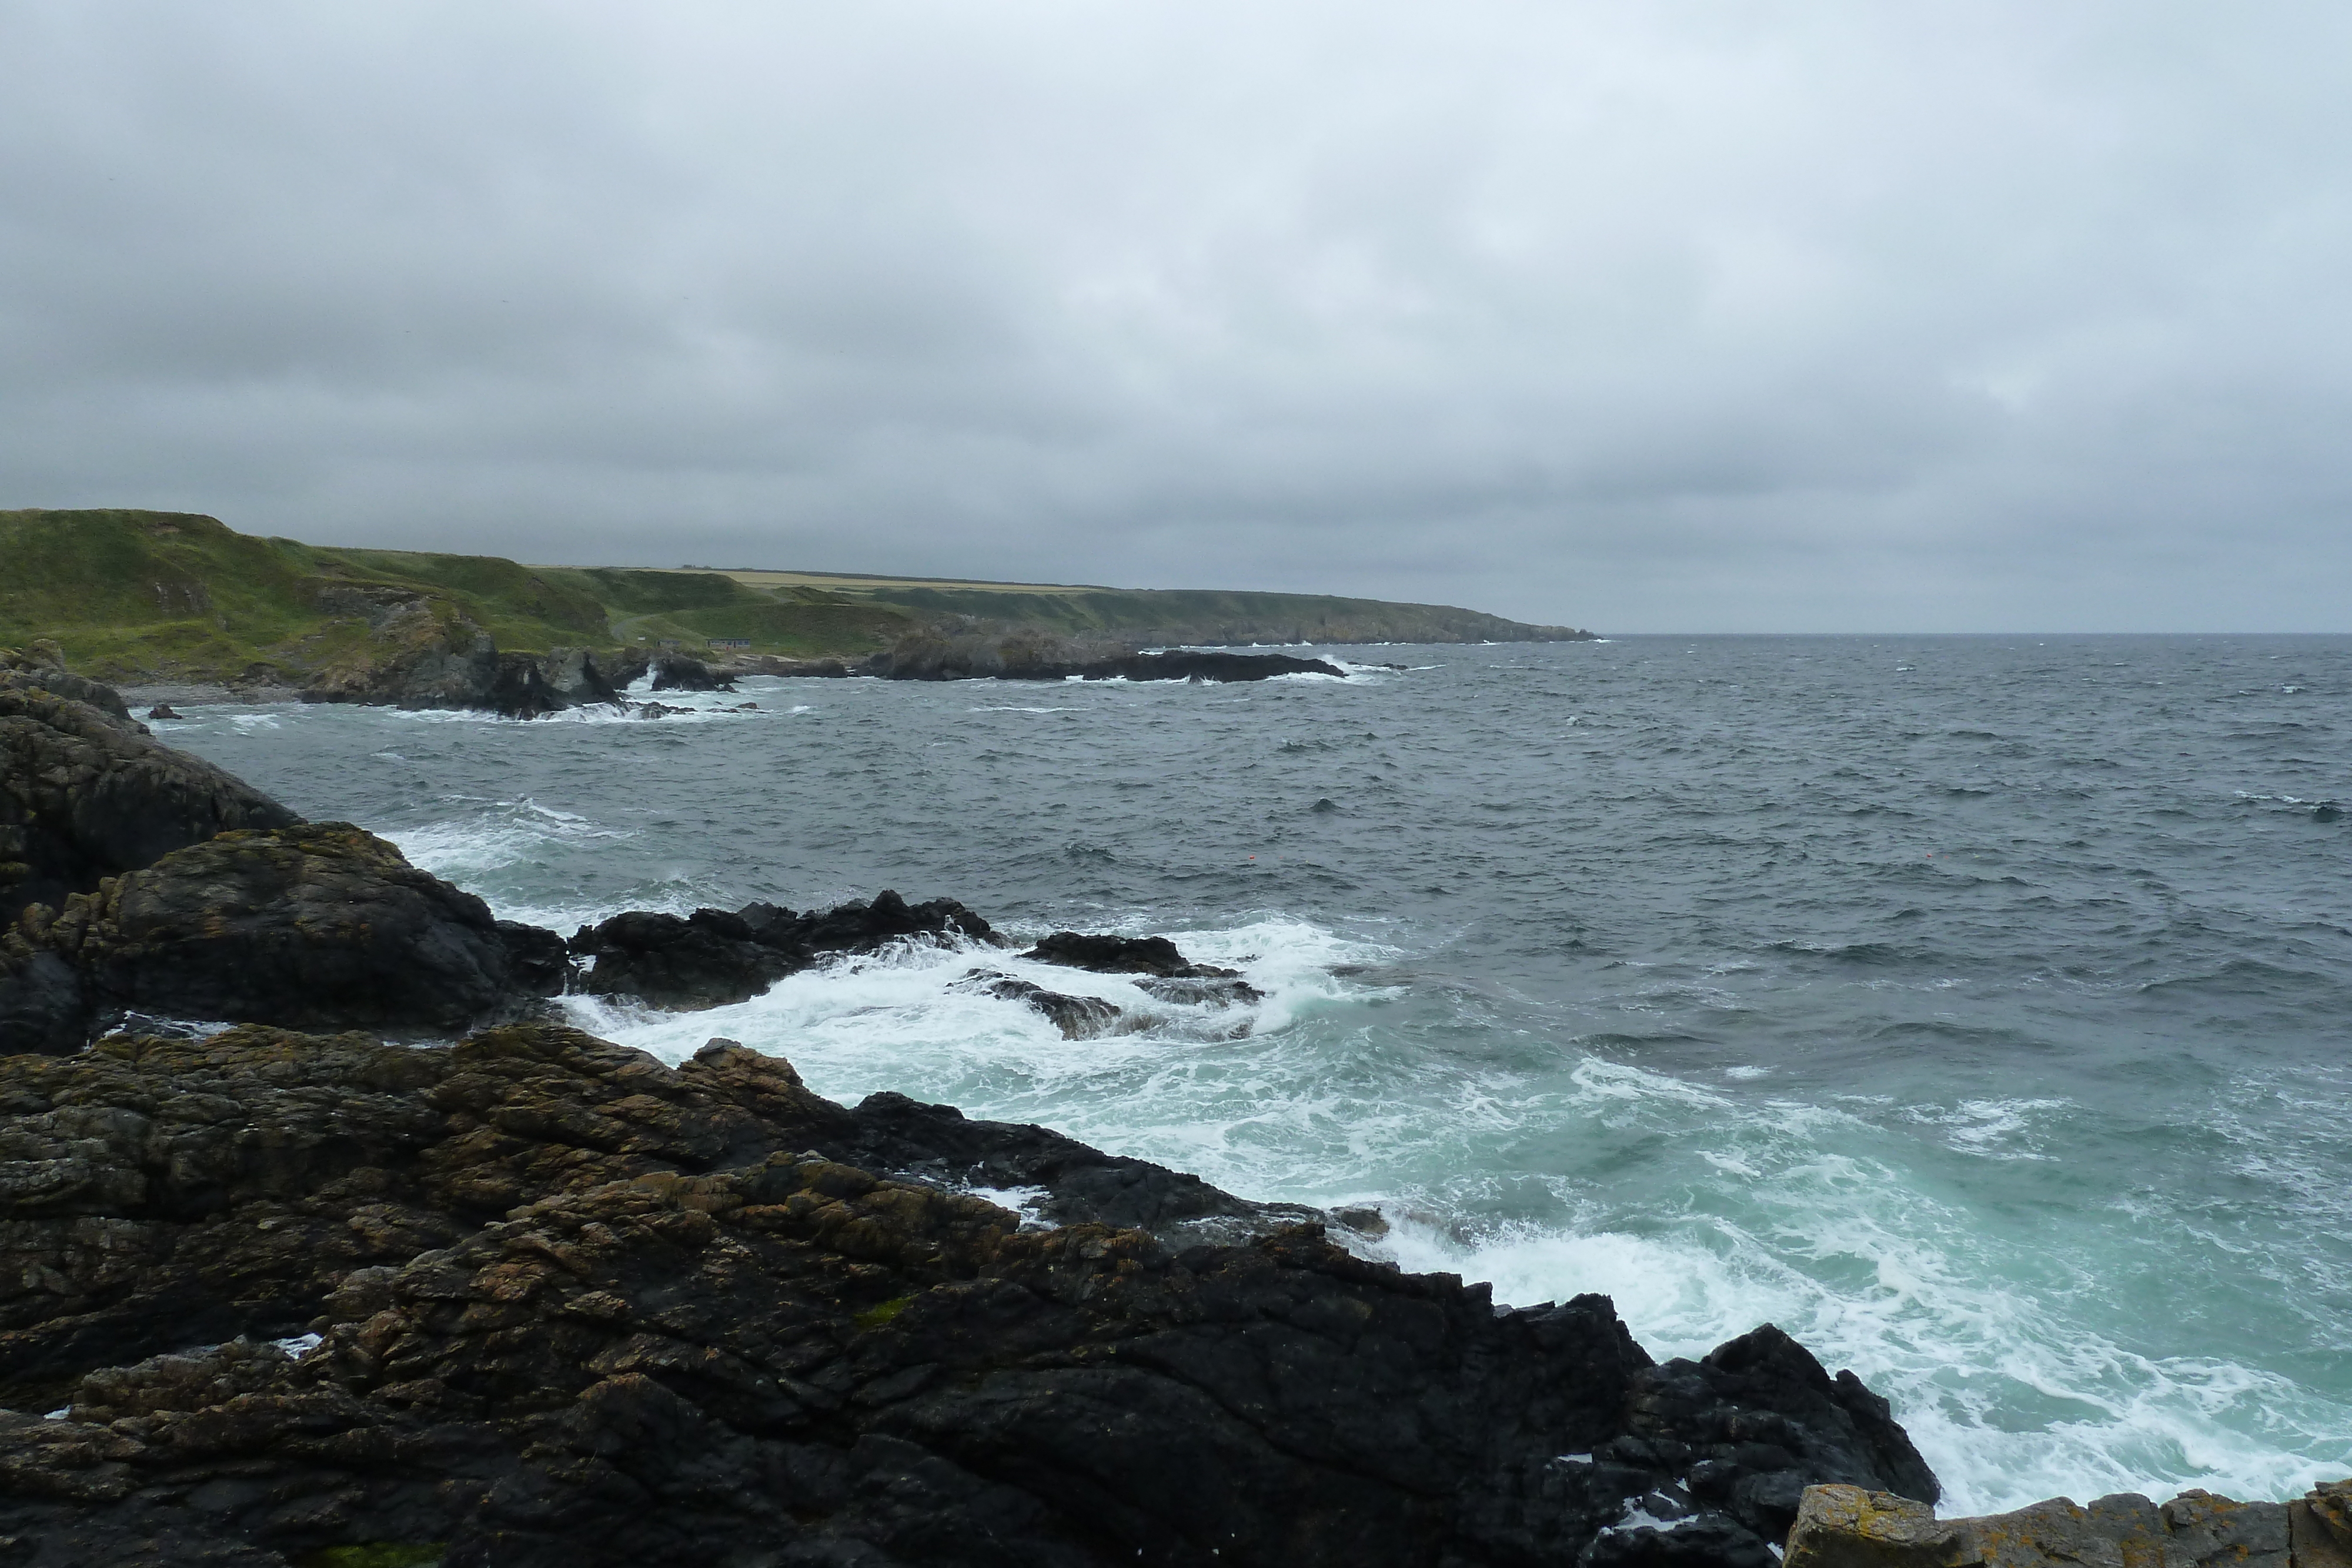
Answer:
0, 1023, 1939, 1567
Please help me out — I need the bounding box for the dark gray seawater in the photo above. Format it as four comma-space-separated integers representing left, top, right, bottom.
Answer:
155, 635, 2352, 1510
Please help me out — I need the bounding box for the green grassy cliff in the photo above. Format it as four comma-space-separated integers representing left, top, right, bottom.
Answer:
0, 509, 1586, 686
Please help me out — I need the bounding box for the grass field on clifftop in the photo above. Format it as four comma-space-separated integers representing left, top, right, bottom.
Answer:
0, 509, 1586, 684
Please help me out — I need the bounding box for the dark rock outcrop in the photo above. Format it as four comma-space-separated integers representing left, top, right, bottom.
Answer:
1784, 1479, 2352, 1568
0, 1024, 1937, 1567
649, 654, 734, 693
573, 891, 997, 1009
1024, 930, 1268, 1006
2, 824, 564, 1050
867, 631, 1345, 683
304, 606, 632, 719
1, 672, 302, 922
957, 968, 1124, 1037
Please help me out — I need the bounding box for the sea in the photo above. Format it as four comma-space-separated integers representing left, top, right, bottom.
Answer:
148, 634, 2352, 1514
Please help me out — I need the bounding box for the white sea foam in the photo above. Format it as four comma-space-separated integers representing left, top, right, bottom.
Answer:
1357, 1057, 2351, 1513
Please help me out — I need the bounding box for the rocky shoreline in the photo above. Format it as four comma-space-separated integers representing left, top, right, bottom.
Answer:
283, 617, 1352, 721
0, 650, 2341, 1567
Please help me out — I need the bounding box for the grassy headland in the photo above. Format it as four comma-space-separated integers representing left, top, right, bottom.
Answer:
0, 509, 1587, 685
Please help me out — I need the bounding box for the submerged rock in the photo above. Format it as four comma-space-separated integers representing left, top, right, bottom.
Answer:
1785, 1479, 2352, 1568
0, 1024, 1939, 1566
573, 890, 997, 1010
4, 824, 563, 1048
1, 673, 301, 923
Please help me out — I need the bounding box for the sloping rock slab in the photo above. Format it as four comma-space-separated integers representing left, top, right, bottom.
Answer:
1, 678, 301, 922
0, 1024, 1937, 1568
8, 824, 561, 1043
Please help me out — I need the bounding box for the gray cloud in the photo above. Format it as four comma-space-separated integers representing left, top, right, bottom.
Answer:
5, 0, 2349, 630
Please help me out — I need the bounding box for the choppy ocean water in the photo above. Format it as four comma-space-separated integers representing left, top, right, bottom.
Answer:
153, 635, 2352, 1512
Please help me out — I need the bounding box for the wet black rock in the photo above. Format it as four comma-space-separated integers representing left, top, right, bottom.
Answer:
957, 968, 1122, 1038
1022, 931, 1268, 1007
1, 671, 302, 922
650, 655, 734, 693
573, 890, 998, 1010
144, 703, 181, 720
0, 1024, 1938, 1567
3, 824, 565, 1049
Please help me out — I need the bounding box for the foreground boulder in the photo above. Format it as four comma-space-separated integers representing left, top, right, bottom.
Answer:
1785, 1479, 2352, 1568
0, 1024, 1937, 1566
1, 670, 301, 922
1, 824, 563, 1050
573, 890, 997, 1008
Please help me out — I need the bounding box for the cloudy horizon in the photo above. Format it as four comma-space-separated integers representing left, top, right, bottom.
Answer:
5, 2, 2349, 632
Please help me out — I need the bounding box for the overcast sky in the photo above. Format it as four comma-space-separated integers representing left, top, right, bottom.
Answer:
5, 2, 2348, 631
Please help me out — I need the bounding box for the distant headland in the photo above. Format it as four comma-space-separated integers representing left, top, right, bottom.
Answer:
0, 509, 1593, 695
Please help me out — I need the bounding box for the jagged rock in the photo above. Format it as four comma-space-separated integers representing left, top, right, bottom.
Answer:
573, 891, 997, 1010
8, 824, 564, 1044
0, 1024, 1939, 1566
542, 647, 627, 708
1, 675, 301, 922
1, 648, 135, 723
1019, 932, 1267, 1008
304, 606, 631, 718
649, 655, 733, 693
1786, 1481, 2352, 1568
957, 968, 1122, 1038
143, 704, 181, 720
